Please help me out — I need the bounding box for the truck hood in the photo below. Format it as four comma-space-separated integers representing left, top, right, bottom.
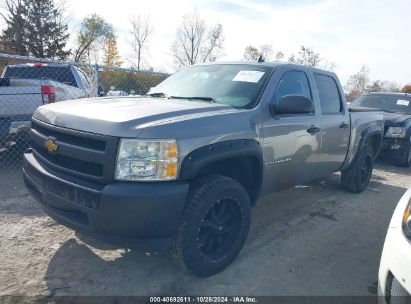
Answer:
383, 112, 411, 126
33, 96, 235, 137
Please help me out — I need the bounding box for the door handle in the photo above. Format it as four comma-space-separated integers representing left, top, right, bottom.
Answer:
307, 126, 321, 135
340, 122, 349, 129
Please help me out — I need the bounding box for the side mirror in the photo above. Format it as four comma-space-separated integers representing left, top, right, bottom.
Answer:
272, 95, 314, 115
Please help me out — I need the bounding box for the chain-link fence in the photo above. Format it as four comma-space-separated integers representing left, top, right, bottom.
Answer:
0, 53, 169, 191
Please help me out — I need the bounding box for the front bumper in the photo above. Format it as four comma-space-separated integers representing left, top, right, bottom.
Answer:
378, 189, 411, 303
23, 152, 189, 251
382, 138, 407, 151
0, 116, 31, 146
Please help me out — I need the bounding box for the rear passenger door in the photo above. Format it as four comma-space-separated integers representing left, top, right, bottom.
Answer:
314, 73, 350, 176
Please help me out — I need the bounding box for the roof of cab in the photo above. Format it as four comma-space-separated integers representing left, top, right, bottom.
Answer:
7, 63, 72, 68
365, 92, 410, 97
196, 60, 337, 75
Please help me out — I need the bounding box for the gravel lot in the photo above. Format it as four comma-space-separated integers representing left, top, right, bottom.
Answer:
0, 160, 410, 300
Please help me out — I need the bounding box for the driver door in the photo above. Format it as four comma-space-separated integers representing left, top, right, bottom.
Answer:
262, 70, 322, 192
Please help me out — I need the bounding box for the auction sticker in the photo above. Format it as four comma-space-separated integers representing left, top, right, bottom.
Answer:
233, 70, 265, 83
397, 99, 410, 106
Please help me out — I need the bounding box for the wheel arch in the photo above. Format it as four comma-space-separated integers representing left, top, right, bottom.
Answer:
179, 139, 263, 204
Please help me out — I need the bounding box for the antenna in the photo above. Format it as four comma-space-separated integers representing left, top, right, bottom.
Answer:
258, 54, 265, 63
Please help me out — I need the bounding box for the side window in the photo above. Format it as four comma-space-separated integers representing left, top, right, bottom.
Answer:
77, 68, 90, 91
314, 74, 343, 114
274, 71, 312, 103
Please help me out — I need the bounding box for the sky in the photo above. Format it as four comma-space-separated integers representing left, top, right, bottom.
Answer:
66, 0, 411, 86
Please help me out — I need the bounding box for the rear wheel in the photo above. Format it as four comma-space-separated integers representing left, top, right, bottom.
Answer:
341, 145, 374, 193
171, 175, 251, 277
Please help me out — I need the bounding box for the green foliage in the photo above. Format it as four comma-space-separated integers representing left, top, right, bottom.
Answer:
0, 0, 28, 55
0, 0, 69, 59
74, 14, 114, 62
24, 0, 70, 59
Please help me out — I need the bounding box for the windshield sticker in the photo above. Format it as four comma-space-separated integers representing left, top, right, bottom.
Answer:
233, 71, 265, 83
397, 99, 410, 106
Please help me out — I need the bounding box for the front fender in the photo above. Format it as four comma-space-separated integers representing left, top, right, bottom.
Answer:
179, 139, 263, 180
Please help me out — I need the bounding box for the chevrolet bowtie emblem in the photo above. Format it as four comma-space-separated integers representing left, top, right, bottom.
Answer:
44, 137, 58, 153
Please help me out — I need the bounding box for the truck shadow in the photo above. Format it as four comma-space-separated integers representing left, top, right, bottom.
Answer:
43, 168, 408, 296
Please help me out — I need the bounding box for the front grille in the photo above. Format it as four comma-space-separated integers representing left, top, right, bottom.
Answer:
386, 274, 411, 304
30, 119, 119, 183
32, 121, 106, 151
32, 142, 103, 177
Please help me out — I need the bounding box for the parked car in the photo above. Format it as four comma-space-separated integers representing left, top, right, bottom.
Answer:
378, 188, 411, 303
0, 63, 91, 149
350, 92, 411, 167
23, 62, 384, 276
106, 90, 128, 96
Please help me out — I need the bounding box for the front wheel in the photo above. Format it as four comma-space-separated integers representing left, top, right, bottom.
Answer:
171, 175, 251, 277
391, 141, 411, 167
341, 145, 374, 193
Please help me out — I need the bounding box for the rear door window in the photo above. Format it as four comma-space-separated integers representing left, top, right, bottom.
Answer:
314, 74, 343, 114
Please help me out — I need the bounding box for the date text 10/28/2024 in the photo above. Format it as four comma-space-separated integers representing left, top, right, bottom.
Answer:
149, 297, 258, 303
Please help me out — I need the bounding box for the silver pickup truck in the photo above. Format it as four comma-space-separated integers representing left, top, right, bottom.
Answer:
23, 62, 384, 276
0, 63, 90, 148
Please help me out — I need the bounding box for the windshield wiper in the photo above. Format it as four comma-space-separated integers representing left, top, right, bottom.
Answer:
170, 96, 218, 103
146, 92, 170, 99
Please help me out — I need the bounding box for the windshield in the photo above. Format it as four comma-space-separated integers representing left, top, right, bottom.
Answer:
148, 64, 273, 109
351, 95, 411, 115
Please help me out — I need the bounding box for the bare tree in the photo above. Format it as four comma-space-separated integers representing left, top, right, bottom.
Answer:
171, 10, 224, 68
243, 44, 284, 62
275, 51, 285, 61
243, 45, 259, 61
382, 81, 401, 92
344, 65, 370, 96
128, 14, 153, 70
288, 46, 321, 67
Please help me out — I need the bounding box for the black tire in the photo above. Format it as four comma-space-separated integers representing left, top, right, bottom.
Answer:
171, 175, 251, 277
391, 142, 411, 167
341, 145, 374, 193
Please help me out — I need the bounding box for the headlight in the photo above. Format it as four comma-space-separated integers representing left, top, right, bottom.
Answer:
385, 127, 406, 138
403, 201, 411, 239
115, 139, 178, 181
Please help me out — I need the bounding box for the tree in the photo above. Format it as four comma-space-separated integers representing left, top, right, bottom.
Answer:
129, 14, 153, 70
402, 84, 411, 93
368, 80, 400, 93
23, 0, 70, 59
381, 81, 401, 92
73, 14, 114, 63
243, 44, 284, 61
243, 45, 259, 61
102, 36, 122, 67
344, 65, 370, 97
171, 10, 224, 68
346, 66, 402, 98
0, 0, 28, 55
288, 46, 321, 67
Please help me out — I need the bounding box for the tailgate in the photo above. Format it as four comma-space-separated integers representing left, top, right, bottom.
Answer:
0, 78, 43, 116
